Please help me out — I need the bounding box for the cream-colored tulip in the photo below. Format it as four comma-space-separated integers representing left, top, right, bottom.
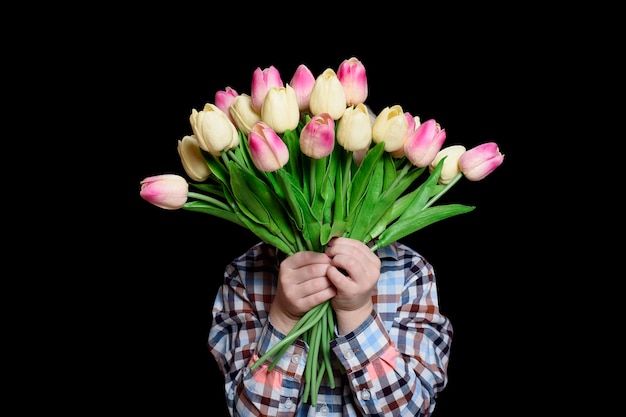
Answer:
177, 135, 210, 182
430, 145, 466, 185
336, 103, 372, 151
261, 85, 300, 134
189, 103, 239, 156
229, 94, 261, 135
309, 68, 347, 120
372, 105, 408, 153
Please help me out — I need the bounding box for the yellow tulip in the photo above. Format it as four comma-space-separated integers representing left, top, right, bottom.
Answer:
230, 94, 261, 136
336, 104, 372, 151
372, 105, 408, 153
189, 103, 239, 156
177, 135, 210, 182
430, 145, 466, 185
261, 85, 300, 134
309, 68, 347, 120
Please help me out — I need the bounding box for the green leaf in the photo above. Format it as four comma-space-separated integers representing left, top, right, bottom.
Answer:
237, 212, 296, 255
329, 146, 345, 224
233, 130, 255, 171
283, 128, 303, 184
348, 141, 385, 213
309, 142, 339, 215
375, 204, 475, 249
382, 151, 397, 190
229, 163, 295, 246
203, 151, 230, 186
365, 193, 413, 241
346, 155, 385, 241
275, 169, 319, 232
320, 220, 346, 246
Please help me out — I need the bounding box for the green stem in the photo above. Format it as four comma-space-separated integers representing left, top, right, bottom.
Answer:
385, 158, 411, 192
423, 172, 463, 210
250, 301, 329, 371
342, 151, 352, 205
324, 308, 335, 389
309, 158, 317, 205
225, 149, 246, 169
187, 192, 232, 211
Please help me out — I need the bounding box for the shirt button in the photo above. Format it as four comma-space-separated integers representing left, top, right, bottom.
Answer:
319, 405, 329, 415
291, 354, 300, 364
361, 389, 371, 400
344, 350, 354, 359
284, 398, 294, 409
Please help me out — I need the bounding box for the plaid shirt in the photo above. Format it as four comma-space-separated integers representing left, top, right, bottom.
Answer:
208, 241, 452, 416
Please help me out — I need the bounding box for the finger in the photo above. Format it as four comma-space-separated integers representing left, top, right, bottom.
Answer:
285, 250, 331, 269
301, 281, 336, 309
327, 264, 357, 286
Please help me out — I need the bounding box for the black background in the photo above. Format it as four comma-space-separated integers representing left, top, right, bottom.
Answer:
94, 10, 566, 416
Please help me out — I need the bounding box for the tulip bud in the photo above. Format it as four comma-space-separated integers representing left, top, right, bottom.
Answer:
404, 119, 447, 167
459, 142, 504, 181
290, 64, 316, 113
390, 113, 420, 158
261, 85, 300, 134
140, 174, 188, 210
349, 104, 377, 166
251, 65, 283, 112
214, 87, 239, 124
372, 105, 409, 153
336, 103, 372, 151
337, 57, 368, 106
309, 68, 347, 120
300, 113, 335, 159
429, 145, 466, 185
353, 147, 368, 167
229, 93, 261, 135
189, 103, 240, 156
248, 121, 289, 172
177, 135, 211, 182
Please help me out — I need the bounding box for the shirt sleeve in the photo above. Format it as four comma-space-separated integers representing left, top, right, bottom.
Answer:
329, 249, 453, 416
208, 247, 307, 416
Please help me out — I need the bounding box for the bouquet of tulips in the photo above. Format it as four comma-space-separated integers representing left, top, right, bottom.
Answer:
140, 57, 504, 406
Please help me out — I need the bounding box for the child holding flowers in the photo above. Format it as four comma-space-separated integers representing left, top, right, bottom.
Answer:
209, 236, 453, 416
140, 57, 504, 416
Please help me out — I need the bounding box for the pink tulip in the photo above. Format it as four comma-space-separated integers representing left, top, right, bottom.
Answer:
404, 119, 447, 167
214, 87, 239, 124
458, 142, 504, 181
251, 66, 283, 112
337, 57, 368, 106
248, 121, 289, 172
290, 64, 316, 113
140, 174, 188, 210
300, 113, 335, 159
